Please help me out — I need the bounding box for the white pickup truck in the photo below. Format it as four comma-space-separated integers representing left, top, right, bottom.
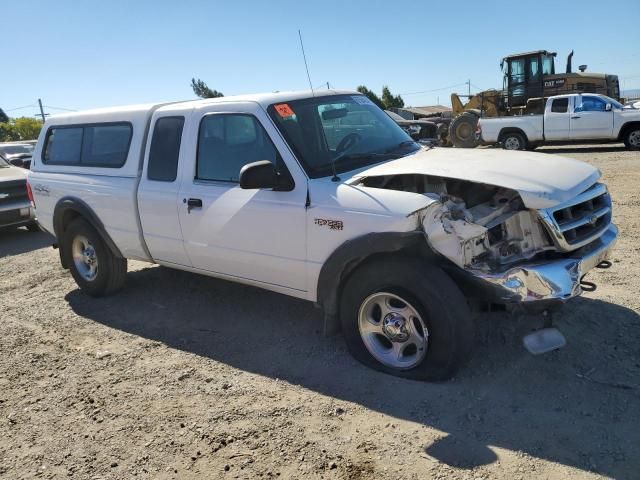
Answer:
29, 90, 618, 381
479, 93, 640, 150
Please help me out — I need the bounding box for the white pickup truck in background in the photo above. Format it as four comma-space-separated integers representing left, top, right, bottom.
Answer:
479, 93, 640, 150
28, 90, 618, 381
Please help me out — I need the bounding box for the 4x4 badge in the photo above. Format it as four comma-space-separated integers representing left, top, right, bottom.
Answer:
314, 218, 344, 231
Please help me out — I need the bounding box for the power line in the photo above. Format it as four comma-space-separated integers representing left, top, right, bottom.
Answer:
44, 105, 77, 112
399, 82, 469, 96
6, 103, 36, 112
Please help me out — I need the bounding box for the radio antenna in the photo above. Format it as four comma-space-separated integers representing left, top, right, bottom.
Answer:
298, 29, 315, 96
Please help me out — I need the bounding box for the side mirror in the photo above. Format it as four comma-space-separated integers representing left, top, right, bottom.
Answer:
605, 103, 612, 111
9, 158, 24, 168
239, 161, 279, 190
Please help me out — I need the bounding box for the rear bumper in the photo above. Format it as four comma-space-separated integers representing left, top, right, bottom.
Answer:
0, 202, 36, 229
452, 224, 618, 303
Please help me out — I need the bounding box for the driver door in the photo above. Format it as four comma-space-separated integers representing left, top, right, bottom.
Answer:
570, 95, 614, 139
177, 103, 309, 294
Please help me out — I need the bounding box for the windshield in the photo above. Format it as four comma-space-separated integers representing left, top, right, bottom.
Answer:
268, 94, 420, 178
600, 95, 625, 109
0, 144, 34, 156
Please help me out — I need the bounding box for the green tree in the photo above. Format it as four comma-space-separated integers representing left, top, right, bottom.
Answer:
0, 117, 43, 141
13, 117, 43, 140
381, 86, 404, 109
0, 122, 20, 142
356, 85, 384, 109
191, 78, 224, 99
0, 108, 8, 123
356, 85, 404, 110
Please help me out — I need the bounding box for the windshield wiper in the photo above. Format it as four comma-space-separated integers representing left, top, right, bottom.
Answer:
327, 142, 419, 180
333, 151, 397, 166
383, 140, 419, 154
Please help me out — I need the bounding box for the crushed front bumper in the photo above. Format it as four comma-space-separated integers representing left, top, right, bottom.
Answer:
451, 224, 618, 303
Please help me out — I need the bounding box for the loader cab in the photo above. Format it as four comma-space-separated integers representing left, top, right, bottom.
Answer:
502, 50, 556, 108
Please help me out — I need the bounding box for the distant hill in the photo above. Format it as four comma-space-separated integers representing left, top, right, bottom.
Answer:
622, 88, 640, 98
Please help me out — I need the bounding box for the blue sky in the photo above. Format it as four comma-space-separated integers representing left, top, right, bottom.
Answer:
3, 0, 639, 116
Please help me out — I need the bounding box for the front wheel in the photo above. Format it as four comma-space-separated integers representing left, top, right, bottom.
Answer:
62, 218, 127, 296
340, 258, 474, 381
501, 132, 527, 151
449, 113, 479, 148
623, 127, 640, 150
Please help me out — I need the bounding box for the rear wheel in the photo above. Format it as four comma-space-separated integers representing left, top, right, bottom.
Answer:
340, 257, 474, 381
623, 127, 640, 150
62, 218, 127, 296
449, 113, 480, 148
501, 132, 527, 151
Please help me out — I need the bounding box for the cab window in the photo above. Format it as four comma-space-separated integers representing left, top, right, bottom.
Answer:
551, 98, 569, 113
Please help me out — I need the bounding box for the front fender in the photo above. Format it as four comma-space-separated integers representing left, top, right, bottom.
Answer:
316, 230, 439, 335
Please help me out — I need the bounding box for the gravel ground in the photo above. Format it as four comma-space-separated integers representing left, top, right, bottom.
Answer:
1, 144, 639, 480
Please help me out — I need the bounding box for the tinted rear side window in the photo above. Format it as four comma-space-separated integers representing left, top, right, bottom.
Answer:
551, 98, 569, 113
43, 127, 83, 164
42, 123, 132, 167
147, 117, 185, 182
82, 125, 132, 166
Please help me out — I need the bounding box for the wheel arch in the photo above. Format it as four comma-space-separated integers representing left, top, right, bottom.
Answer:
618, 121, 640, 141
316, 231, 440, 335
498, 127, 529, 144
53, 197, 124, 267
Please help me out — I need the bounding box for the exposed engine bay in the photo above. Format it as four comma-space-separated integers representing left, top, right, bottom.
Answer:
359, 174, 555, 271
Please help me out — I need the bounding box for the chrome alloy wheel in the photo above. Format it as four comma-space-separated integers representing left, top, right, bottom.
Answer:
71, 235, 98, 281
357, 292, 429, 370
503, 136, 522, 150
629, 129, 640, 147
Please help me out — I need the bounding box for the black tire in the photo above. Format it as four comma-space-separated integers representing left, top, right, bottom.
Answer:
62, 218, 127, 297
501, 131, 527, 151
26, 222, 41, 232
449, 113, 479, 148
623, 126, 640, 150
339, 257, 474, 381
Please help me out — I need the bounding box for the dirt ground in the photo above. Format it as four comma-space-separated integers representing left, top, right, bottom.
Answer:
1, 144, 639, 480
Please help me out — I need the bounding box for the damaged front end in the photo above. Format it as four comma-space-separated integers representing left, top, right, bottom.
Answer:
358, 173, 618, 303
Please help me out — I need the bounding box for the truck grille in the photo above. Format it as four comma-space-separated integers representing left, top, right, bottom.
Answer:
538, 183, 612, 252
0, 179, 29, 208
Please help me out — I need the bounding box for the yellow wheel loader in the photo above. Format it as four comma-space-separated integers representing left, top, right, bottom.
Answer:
448, 50, 622, 148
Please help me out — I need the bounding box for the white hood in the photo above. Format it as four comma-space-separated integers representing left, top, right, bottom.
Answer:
350, 148, 600, 209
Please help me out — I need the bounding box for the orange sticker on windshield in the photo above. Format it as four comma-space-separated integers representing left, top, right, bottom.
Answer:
275, 103, 295, 118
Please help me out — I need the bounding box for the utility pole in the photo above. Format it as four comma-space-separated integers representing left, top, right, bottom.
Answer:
467, 80, 471, 97
327, 82, 330, 90
38, 99, 46, 122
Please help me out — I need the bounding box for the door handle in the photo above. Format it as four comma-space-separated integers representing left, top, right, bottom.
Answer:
185, 198, 203, 213
571, 116, 581, 119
